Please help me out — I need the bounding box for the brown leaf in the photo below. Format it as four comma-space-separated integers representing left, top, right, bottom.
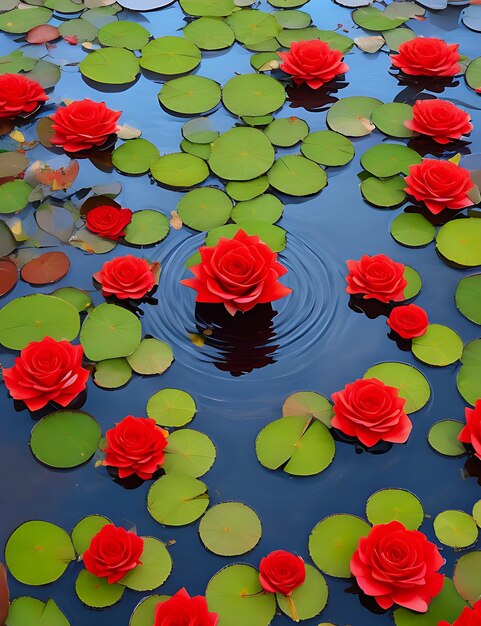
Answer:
26, 24, 60, 44
354, 35, 385, 53
20, 251, 70, 285
170, 210, 183, 230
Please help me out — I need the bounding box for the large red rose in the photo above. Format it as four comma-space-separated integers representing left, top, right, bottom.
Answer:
439, 600, 481, 626
2, 336, 89, 412
181, 229, 292, 315
387, 304, 429, 339
86, 205, 132, 240
93, 255, 157, 300
102, 416, 168, 480
458, 400, 481, 460
390, 38, 461, 77
405, 100, 472, 144
351, 521, 445, 612
404, 159, 474, 215
83, 524, 143, 584
50, 99, 121, 152
154, 588, 218, 626
0, 74, 48, 119
259, 550, 306, 596
278, 39, 349, 89
331, 378, 412, 447
345, 254, 407, 303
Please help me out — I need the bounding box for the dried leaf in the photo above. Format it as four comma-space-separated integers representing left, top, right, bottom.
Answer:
116, 124, 142, 140
9, 129, 24, 143
258, 59, 280, 72
359, 117, 376, 133
354, 35, 385, 53
170, 210, 183, 230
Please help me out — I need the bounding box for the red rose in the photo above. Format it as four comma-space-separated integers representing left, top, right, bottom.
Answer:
86, 205, 132, 240
278, 39, 349, 89
50, 99, 121, 152
102, 416, 168, 480
387, 304, 429, 339
351, 521, 445, 612
346, 254, 407, 303
2, 336, 89, 412
331, 378, 412, 447
83, 524, 143, 584
259, 550, 306, 596
458, 400, 481, 460
93, 255, 157, 300
181, 229, 292, 316
0, 74, 48, 119
439, 600, 481, 626
390, 37, 461, 77
154, 588, 218, 626
404, 159, 474, 215
405, 100, 472, 144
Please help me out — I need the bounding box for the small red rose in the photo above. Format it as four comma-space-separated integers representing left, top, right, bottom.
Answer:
50, 98, 121, 152
405, 100, 472, 144
387, 304, 429, 339
331, 378, 412, 447
181, 229, 292, 316
86, 205, 132, 240
102, 416, 168, 480
0, 73, 48, 119
458, 400, 481, 460
259, 550, 306, 596
154, 588, 218, 626
83, 524, 143, 584
390, 37, 461, 77
278, 39, 349, 89
93, 254, 157, 300
351, 521, 445, 612
2, 336, 89, 412
438, 600, 481, 626
404, 159, 474, 215
346, 254, 407, 303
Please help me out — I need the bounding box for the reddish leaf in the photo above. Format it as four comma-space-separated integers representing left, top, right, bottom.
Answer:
20, 251, 70, 285
0, 562, 9, 626
30, 158, 80, 191
0, 258, 17, 298
26, 24, 60, 44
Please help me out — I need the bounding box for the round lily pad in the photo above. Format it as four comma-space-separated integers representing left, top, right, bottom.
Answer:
76, 570, 124, 608
434, 511, 478, 548
301, 130, 354, 166
97, 21, 150, 49
226, 9, 281, 45
352, 6, 407, 30
129, 595, 169, 626
209, 127, 275, 181
436, 218, 481, 267
96, 358, 132, 389
361, 144, 422, 178
206, 565, 277, 626
394, 578, 468, 626
0, 180, 32, 215
140, 36, 201, 75
267, 155, 327, 196
474, 501, 481, 528
364, 362, 430, 413
454, 552, 481, 604
180, 0, 235, 17
223, 74, 285, 118
277, 28, 353, 53
361, 175, 407, 208
199, 502, 262, 556
147, 474, 209, 526
158, 76, 221, 115
256, 415, 335, 476
466, 56, 481, 92
151, 153, 209, 187
182, 117, 218, 144
412, 324, 463, 367
181, 139, 211, 160
126, 338, 174, 375
205, 221, 286, 252
120, 537, 172, 591
52, 287, 92, 313
455, 274, 481, 325
112, 139, 160, 175
183, 17, 235, 50
146, 388, 196, 427
366, 489, 424, 530
276, 564, 328, 621
226, 177, 269, 201
309, 514, 371, 578
0, 294, 80, 350
371, 102, 413, 138
327, 96, 382, 137
264, 117, 309, 147
124, 209, 170, 245
5, 597, 45, 626
404, 265, 422, 299
71, 515, 112, 556
283, 391, 334, 427
80, 48, 140, 85
30, 411, 101, 469
20, 252, 70, 286
0, 7, 52, 34
177, 187, 233, 231
457, 339, 481, 406
163, 429, 216, 477
80, 303, 142, 361
231, 194, 283, 224
0, 258, 18, 297
390, 212, 436, 247
58, 18, 98, 42
428, 421, 466, 457
6, 521, 75, 585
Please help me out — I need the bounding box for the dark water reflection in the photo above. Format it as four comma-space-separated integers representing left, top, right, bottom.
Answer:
1, 1, 481, 625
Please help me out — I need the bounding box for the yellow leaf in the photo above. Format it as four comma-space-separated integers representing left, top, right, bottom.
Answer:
448, 153, 461, 165
9, 129, 25, 143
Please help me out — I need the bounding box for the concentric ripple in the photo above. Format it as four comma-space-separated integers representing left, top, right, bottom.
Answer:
143, 230, 342, 379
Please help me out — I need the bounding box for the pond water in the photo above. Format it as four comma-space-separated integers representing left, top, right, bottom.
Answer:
1, 1, 481, 625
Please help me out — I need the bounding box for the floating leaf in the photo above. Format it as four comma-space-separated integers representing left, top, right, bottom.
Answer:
404, 265, 422, 299
0, 180, 33, 214
361, 174, 407, 208
97, 20, 150, 49
177, 187, 232, 231
327, 96, 382, 137
80, 303, 142, 361
205, 221, 286, 252
180, 0, 235, 17
371, 102, 413, 138
71, 515, 111, 556
226, 176, 269, 201
124, 209, 169, 245
163, 429, 216, 477
276, 27, 353, 53
454, 551, 481, 604
112, 139, 160, 175
226, 10, 281, 45
364, 362, 430, 413
80, 47, 140, 84
158, 76, 221, 115
263, 116, 309, 147
361, 144, 421, 178
301, 130, 354, 166
436, 218, 481, 267
209, 127, 275, 181
268, 155, 327, 196
354, 34, 385, 53
199, 502, 262, 556
20, 251, 70, 286
151, 153, 209, 187
457, 339, 481, 406
428, 421, 466, 457
126, 338, 174, 375
283, 391, 334, 426
182, 118, 218, 144
412, 324, 463, 367
0, 7, 52, 33
147, 388, 196, 427
140, 36, 201, 75
434, 511, 478, 548
75, 570, 124, 608
147, 474, 209, 526
276, 565, 328, 620
58, 18, 98, 42
274, 8, 311, 29
69, 226, 117, 254
390, 212, 436, 247
455, 274, 481, 325
94, 358, 132, 388
0, 258, 18, 298
120, 537, 172, 592
466, 56, 481, 91
6, 597, 69, 626
183, 16, 235, 50
366, 489, 424, 530
231, 194, 283, 224
352, 6, 407, 30
394, 578, 468, 626
129, 595, 168, 626
222, 74, 286, 117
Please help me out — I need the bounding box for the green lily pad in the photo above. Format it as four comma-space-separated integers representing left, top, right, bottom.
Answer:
454, 551, 481, 604
309, 514, 371, 578
0, 7, 52, 33
182, 117, 218, 144
256, 415, 335, 476
428, 421, 466, 457
466, 56, 481, 92
455, 274, 481, 325
361, 144, 422, 178
226, 9, 281, 45
371, 102, 413, 138
80, 303, 142, 361
457, 339, 481, 406
226, 177, 269, 201
404, 265, 422, 299
124, 209, 170, 245
125, 338, 174, 375
267, 155, 327, 196
264, 117, 309, 147
180, 0, 235, 17
394, 578, 468, 626
276, 565, 328, 621
231, 194, 283, 224
140, 36, 201, 75
364, 362, 430, 413
158, 76, 221, 115
58, 18, 98, 42
71, 515, 112, 556
163, 429, 216, 477
366, 489, 424, 530
382, 26, 416, 52
361, 174, 407, 208
183, 16, 235, 50
412, 324, 463, 367
80, 48, 140, 84
474, 501, 481, 527
301, 130, 354, 166
120, 537, 172, 591
199, 502, 262, 556
205, 221, 286, 252
6, 521, 75, 585
0, 180, 33, 214
75, 570, 124, 608
151, 153, 209, 187
177, 187, 233, 231
30, 411, 101, 469
129, 596, 169, 626
277, 27, 353, 53
390, 212, 436, 247
352, 6, 407, 31
222, 73, 286, 117
112, 139, 160, 175
146, 388, 196, 427
327, 96, 382, 137
283, 391, 334, 427
209, 127, 275, 181
52, 287, 92, 313
147, 474, 209, 526
6, 597, 69, 626
180, 139, 211, 160
434, 511, 478, 548
436, 218, 481, 267
97, 21, 150, 49
94, 358, 132, 388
